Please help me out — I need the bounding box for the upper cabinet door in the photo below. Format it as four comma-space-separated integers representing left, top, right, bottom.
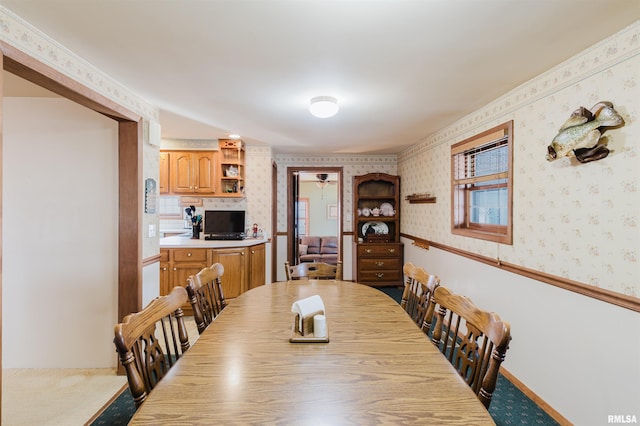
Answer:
194, 152, 216, 194
162, 146, 242, 197
159, 152, 170, 194
170, 152, 195, 193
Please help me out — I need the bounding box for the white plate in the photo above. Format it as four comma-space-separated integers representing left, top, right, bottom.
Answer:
380, 202, 393, 212
362, 221, 389, 235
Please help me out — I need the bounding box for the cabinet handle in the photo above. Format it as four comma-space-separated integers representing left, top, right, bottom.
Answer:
162, 267, 167, 271
173, 267, 177, 271
365, 248, 372, 253
388, 248, 396, 253
376, 273, 385, 278
375, 261, 385, 267
195, 186, 198, 189
241, 252, 245, 256
187, 252, 192, 257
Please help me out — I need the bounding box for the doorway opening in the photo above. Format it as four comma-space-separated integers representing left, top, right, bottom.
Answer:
287, 167, 342, 266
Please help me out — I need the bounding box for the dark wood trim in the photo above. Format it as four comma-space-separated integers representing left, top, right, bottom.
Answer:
286, 166, 343, 265
271, 161, 278, 283
401, 233, 640, 312
500, 367, 571, 426
277, 230, 352, 238
119, 120, 143, 321
408, 235, 431, 251
143, 254, 162, 267
0, 41, 139, 122
0, 51, 4, 422
85, 383, 129, 424
0, 41, 146, 385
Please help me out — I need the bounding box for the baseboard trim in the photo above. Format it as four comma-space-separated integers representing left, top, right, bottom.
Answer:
500, 367, 571, 425
83, 383, 129, 426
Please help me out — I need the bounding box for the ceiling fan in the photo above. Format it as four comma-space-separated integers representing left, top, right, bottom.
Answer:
315, 173, 336, 188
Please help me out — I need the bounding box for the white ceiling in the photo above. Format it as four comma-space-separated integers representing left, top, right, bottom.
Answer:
1, 1, 638, 154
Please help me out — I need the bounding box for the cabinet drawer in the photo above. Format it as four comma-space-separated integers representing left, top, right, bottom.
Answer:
357, 269, 402, 282
172, 248, 208, 262
359, 258, 402, 271
357, 244, 402, 258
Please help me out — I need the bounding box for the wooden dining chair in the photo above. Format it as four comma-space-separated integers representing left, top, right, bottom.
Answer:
113, 286, 191, 408
186, 263, 227, 335
430, 285, 511, 409
401, 262, 440, 335
285, 260, 343, 280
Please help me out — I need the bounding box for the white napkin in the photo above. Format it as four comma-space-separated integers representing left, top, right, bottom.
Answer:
291, 295, 325, 331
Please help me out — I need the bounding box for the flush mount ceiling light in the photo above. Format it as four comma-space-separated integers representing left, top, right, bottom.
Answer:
309, 96, 339, 118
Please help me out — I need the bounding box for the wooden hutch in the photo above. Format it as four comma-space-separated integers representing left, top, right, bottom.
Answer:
352, 173, 403, 287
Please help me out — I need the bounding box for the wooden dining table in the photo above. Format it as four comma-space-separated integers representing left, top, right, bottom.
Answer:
129, 280, 495, 425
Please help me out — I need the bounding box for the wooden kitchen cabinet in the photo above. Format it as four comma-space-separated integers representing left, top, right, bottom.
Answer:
169, 151, 217, 195
160, 143, 245, 198
159, 249, 171, 294
217, 139, 245, 196
159, 152, 169, 194
248, 243, 266, 290
211, 247, 247, 299
160, 244, 265, 308
160, 248, 211, 314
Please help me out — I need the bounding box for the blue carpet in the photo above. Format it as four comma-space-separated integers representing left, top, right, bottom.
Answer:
378, 286, 559, 425
489, 373, 559, 425
90, 387, 136, 425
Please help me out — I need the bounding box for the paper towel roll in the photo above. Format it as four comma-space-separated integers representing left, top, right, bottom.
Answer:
313, 314, 327, 338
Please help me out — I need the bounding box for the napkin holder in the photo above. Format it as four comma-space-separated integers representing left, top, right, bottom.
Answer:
290, 311, 329, 343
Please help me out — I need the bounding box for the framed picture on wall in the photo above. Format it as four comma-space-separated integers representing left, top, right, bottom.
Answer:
327, 204, 338, 219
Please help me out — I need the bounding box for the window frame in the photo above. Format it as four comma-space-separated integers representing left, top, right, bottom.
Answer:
296, 197, 309, 236
451, 121, 513, 245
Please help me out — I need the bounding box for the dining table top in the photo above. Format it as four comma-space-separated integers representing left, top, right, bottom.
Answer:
129, 280, 495, 425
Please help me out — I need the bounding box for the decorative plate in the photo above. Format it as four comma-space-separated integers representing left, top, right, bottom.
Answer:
362, 221, 389, 235
380, 202, 393, 212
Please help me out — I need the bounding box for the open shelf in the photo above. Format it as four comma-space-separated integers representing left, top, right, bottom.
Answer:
405, 194, 436, 204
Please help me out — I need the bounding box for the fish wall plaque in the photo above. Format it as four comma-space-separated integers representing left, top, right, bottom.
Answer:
546, 101, 624, 163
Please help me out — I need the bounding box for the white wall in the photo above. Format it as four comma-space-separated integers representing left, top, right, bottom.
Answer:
300, 181, 338, 237
404, 241, 640, 425
3, 97, 119, 368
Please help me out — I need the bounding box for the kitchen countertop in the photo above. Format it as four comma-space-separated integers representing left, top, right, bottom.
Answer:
160, 235, 268, 248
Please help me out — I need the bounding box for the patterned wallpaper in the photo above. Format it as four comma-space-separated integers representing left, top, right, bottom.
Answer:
398, 22, 639, 298
274, 155, 397, 234
244, 146, 273, 236
0, 7, 158, 122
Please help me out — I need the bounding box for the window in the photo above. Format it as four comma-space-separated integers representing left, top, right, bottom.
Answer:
451, 121, 513, 244
296, 198, 309, 236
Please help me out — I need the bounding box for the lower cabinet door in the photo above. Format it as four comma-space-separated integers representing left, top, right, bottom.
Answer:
171, 263, 204, 314
249, 244, 266, 290
211, 247, 247, 299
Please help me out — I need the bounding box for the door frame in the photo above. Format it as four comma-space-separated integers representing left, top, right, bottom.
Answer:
0, 41, 143, 399
286, 166, 343, 265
